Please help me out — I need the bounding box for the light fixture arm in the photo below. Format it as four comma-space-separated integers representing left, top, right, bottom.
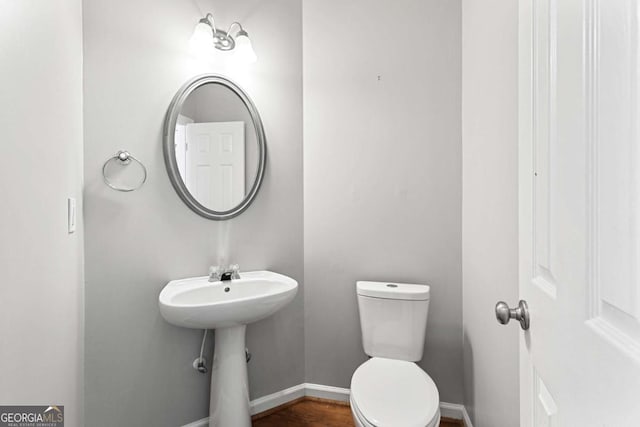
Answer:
226, 21, 244, 37
203, 13, 217, 32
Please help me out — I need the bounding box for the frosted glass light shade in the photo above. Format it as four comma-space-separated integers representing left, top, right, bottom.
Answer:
234, 33, 257, 63
190, 21, 213, 52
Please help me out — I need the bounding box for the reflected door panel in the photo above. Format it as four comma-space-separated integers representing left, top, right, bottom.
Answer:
185, 121, 245, 211
175, 114, 194, 182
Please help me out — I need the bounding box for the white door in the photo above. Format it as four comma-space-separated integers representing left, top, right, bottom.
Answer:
518, 0, 640, 425
185, 121, 245, 211
175, 114, 194, 182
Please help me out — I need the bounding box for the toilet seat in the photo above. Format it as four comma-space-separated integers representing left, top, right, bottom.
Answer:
350, 357, 440, 427
350, 395, 376, 427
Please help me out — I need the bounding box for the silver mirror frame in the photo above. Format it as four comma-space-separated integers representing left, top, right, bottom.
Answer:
163, 74, 267, 220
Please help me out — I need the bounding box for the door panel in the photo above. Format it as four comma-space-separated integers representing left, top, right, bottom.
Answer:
531, 0, 559, 301
185, 121, 245, 211
586, 0, 640, 359
519, 0, 640, 425
175, 114, 193, 182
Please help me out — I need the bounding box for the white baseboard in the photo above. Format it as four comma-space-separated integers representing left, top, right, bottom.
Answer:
250, 383, 306, 415
180, 383, 310, 427
440, 401, 474, 427
182, 383, 472, 427
464, 408, 474, 427
303, 382, 350, 402
180, 417, 208, 427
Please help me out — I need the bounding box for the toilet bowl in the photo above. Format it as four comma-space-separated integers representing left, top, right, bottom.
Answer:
350, 357, 440, 427
350, 281, 440, 427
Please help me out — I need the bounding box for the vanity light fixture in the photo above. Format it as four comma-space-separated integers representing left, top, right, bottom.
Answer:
190, 13, 257, 63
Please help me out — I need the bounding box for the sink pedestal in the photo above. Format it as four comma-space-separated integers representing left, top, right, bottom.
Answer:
209, 325, 250, 427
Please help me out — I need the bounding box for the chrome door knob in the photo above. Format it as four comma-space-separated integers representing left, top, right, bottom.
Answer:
495, 300, 530, 330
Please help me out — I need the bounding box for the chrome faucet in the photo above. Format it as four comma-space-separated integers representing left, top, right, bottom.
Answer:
209, 264, 241, 282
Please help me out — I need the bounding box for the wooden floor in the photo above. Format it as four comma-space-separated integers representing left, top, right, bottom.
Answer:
252, 397, 464, 427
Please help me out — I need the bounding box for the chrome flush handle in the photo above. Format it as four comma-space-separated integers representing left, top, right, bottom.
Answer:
495, 300, 530, 330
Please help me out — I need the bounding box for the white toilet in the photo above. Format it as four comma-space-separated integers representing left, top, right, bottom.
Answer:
350, 281, 440, 427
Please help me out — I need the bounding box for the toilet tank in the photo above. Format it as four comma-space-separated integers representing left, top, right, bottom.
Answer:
357, 281, 430, 362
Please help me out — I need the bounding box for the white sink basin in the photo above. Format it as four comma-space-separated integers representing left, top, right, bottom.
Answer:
159, 270, 298, 329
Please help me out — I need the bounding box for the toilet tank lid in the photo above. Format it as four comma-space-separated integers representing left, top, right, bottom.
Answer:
357, 281, 430, 301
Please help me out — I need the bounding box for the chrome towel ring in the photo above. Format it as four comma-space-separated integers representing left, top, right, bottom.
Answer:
102, 150, 147, 192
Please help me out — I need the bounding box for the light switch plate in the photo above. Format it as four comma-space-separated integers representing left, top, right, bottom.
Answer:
68, 197, 76, 234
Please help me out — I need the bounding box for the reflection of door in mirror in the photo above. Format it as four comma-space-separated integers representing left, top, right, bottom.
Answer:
183, 121, 245, 211
175, 114, 194, 182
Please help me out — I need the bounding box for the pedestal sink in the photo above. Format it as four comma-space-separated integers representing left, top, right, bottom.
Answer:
158, 270, 298, 427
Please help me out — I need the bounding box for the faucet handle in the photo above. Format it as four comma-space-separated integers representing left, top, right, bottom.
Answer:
209, 265, 222, 282
229, 264, 240, 279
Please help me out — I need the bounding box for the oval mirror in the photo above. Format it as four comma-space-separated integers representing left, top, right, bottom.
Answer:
163, 74, 266, 220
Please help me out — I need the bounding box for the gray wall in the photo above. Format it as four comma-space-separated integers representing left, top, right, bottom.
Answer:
461, 0, 519, 425
83, 0, 303, 425
303, 0, 464, 404
0, 1, 84, 425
